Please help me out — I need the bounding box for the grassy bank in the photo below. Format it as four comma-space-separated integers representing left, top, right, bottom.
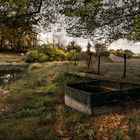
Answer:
0, 63, 88, 140
0, 62, 140, 140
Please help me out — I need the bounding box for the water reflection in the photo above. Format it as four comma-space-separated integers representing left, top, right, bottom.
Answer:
0, 70, 24, 85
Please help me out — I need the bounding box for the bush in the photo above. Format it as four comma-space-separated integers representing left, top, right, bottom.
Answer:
66, 51, 78, 61
25, 48, 79, 62
46, 48, 67, 61
25, 50, 48, 63
112, 49, 134, 58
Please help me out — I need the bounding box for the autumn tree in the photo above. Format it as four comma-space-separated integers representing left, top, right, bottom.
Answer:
0, 0, 42, 51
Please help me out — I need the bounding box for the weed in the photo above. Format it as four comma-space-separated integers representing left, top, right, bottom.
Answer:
64, 112, 83, 125
128, 112, 140, 140
80, 67, 97, 74
74, 123, 96, 139
16, 108, 36, 118
38, 112, 53, 125
41, 84, 58, 94
44, 129, 60, 140
112, 130, 127, 140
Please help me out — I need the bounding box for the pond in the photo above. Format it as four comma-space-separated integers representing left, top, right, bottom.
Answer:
0, 70, 25, 85
0, 64, 28, 86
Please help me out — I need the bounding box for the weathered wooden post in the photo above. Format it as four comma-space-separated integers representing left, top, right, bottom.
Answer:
88, 53, 92, 68
98, 54, 101, 75
123, 54, 127, 79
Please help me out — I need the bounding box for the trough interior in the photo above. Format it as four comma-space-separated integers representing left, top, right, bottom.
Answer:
68, 80, 139, 93
66, 80, 140, 106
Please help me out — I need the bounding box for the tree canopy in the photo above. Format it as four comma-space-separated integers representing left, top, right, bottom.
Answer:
0, 0, 43, 25
0, 0, 140, 52
66, 41, 82, 53
0, 0, 43, 51
62, 0, 140, 42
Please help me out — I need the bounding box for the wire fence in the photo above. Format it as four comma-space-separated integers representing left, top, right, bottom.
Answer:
77, 54, 140, 83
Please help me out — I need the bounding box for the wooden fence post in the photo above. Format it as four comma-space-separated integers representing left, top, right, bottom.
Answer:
123, 54, 127, 79
88, 53, 92, 68
98, 54, 101, 75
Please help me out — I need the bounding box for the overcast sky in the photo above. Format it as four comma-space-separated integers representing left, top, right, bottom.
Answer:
39, 32, 140, 54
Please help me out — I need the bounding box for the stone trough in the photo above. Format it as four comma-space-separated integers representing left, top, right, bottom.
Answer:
65, 80, 140, 114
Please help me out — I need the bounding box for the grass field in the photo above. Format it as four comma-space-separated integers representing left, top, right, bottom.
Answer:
79, 54, 140, 83
0, 62, 140, 140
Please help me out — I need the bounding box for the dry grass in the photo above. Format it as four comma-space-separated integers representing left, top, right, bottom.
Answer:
0, 52, 24, 63
79, 54, 140, 83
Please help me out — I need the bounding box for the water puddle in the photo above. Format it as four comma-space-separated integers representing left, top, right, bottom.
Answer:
0, 70, 24, 85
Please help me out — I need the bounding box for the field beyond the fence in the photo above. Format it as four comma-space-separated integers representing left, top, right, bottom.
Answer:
78, 54, 140, 83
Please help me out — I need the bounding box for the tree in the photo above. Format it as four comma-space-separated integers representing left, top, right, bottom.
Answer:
113, 49, 134, 58
86, 42, 92, 55
94, 43, 109, 56
1, 0, 140, 52
52, 34, 66, 50
0, 0, 43, 25
66, 41, 82, 53
0, 0, 42, 51
86, 42, 93, 68
0, 22, 37, 52
133, 14, 140, 41
62, 0, 140, 42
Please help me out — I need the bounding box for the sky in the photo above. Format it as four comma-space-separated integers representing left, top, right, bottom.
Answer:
38, 32, 140, 54
109, 39, 140, 54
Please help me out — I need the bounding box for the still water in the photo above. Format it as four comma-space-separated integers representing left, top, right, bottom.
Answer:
0, 70, 24, 85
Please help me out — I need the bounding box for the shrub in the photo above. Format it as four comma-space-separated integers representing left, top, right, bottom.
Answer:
25, 48, 77, 62
66, 51, 76, 61
25, 50, 48, 63
46, 48, 67, 61
112, 49, 134, 58
38, 53, 49, 62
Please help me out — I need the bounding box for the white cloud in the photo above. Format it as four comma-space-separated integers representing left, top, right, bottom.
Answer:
109, 39, 140, 53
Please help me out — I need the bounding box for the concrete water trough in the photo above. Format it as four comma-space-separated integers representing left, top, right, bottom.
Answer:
65, 80, 140, 114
